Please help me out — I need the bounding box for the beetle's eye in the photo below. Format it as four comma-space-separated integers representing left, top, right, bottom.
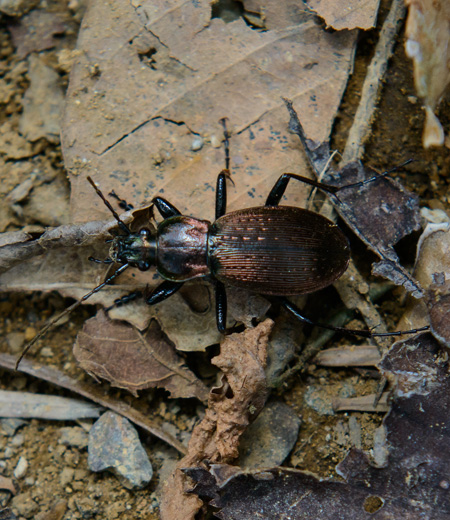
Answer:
140, 228, 151, 238
138, 260, 150, 271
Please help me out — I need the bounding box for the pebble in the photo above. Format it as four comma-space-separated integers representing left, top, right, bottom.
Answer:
239, 400, 301, 469
0, 0, 38, 16
88, 412, 153, 489
13, 456, 28, 478
58, 427, 89, 449
0, 418, 26, 436
59, 467, 74, 486
6, 332, 25, 354
190, 136, 203, 151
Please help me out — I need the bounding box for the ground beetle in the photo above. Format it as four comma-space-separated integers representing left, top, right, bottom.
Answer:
16, 120, 429, 368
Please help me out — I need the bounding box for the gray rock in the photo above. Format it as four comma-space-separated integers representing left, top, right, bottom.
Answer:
88, 411, 153, 489
239, 400, 301, 469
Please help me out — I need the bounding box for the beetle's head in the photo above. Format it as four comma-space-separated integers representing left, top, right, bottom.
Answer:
110, 227, 157, 271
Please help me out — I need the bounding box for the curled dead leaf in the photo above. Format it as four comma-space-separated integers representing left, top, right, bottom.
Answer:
159, 319, 274, 520
74, 310, 209, 402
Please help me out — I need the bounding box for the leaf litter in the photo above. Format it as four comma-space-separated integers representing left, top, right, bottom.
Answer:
186, 334, 450, 519
1, 0, 449, 517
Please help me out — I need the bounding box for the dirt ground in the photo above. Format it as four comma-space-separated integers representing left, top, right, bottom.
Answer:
0, 1, 449, 519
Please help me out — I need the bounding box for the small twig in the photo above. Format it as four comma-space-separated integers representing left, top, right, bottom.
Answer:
342, 0, 407, 163
333, 392, 389, 412
315, 345, 381, 367
0, 353, 187, 455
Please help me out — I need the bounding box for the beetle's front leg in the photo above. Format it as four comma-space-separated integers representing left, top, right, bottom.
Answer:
106, 290, 143, 311
146, 280, 184, 305
151, 197, 181, 219
265, 173, 339, 207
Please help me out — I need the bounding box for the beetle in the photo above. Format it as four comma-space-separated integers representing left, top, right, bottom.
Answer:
16, 120, 428, 368
84, 120, 428, 338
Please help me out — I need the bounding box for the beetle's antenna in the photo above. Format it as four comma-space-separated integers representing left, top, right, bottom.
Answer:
87, 176, 131, 235
15, 263, 130, 370
338, 159, 414, 192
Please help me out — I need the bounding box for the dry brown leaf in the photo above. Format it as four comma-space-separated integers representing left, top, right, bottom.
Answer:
159, 320, 273, 520
8, 9, 72, 59
63, 0, 356, 222
405, 0, 450, 147
308, 0, 380, 30
0, 475, 16, 495
73, 310, 209, 401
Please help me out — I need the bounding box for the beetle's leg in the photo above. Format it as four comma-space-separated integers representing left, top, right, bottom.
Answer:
215, 281, 227, 333
281, 297, 430, 338
145, 280, 184, 305
106, 291, 143, 311
109, 190, 134, 211
89, 256, 114, 264
216, 170, 235, 219
265, 173, 339, 207
151, 197, 182, 219
215, 118, 235, 219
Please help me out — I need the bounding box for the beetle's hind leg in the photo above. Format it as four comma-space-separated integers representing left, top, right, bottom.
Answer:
280, 297, 429, 338
265, 173, 340, 207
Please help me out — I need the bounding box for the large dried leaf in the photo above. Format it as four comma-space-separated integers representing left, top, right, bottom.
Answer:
405, 0, 450, 147
159, 320, 273, 520
186, 333, 450, 519
73, 310, 209, 401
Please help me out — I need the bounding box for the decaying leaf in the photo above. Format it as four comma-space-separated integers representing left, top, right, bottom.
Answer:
405, 0, 450, 147
308, 0, 381, 30
186, 333, 450, 519
0, 352, 186, 454
159, 320, 273, 520
0, 475, 16, 495
73, 310, 209, 401
8, 9, 72, 59
426, 277, 450, 349
286, 101, 424, 298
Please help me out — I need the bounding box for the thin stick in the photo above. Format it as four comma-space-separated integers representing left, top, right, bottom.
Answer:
342, 0, 406, 163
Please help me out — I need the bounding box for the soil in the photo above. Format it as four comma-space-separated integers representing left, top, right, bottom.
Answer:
0, 1, 449, 519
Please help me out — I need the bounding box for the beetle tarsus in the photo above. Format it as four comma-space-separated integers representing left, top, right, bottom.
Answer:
106, 290, 143, 311
109, 190, 134, 211
215, 281, 227, 333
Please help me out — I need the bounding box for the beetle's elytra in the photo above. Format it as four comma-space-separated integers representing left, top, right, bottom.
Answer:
210, 206, 349, 295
